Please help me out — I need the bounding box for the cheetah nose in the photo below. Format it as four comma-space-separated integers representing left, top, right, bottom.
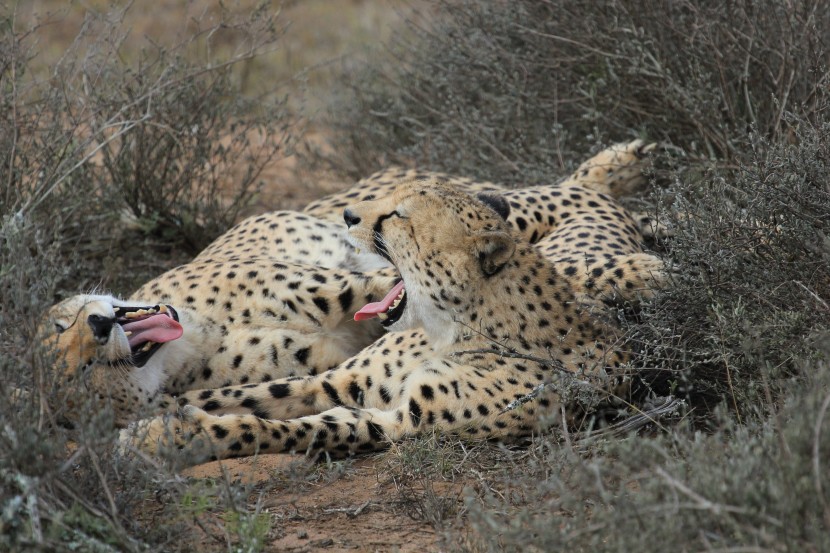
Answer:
87, 314, 115, 342
343, 209, 361, 228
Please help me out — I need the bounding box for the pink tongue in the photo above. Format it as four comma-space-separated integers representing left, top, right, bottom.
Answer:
122, 313, 183, 348
355, 281, 405, 322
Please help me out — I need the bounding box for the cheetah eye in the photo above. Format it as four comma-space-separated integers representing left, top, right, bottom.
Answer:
55, 322, 67, 334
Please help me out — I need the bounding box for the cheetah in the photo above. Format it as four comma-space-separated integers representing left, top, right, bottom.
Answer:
193, 210, 387, 272
204, 140, 666, 303
44, 261, 398, 427
45, 141, 662, 430
304, 139, 664, 242
122, 179, 658, 464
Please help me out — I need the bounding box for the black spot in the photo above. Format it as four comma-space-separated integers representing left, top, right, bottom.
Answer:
232, 355, 243, 369
322, 381, 342, 405
420, 384, 435, 401
348, 381, 364, 405
241, 432, 255, 444
241, 397, 259, 411
269, 383, 290, 398
379, 385, 392, 404
409, 398, 423, 427
294, 347, 311, 365
201, 366, 212, 380
284, 437, 298, 449
313, 296, 330, 315
367, 421, 385, 442
198, 390, 213, 400
211, 425, 228, 439
202, 400, 220, 412
338, 288, 354, 312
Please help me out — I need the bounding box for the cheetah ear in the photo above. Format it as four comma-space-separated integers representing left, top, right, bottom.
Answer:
475, 192, 510, 220
473, 231, 515, 276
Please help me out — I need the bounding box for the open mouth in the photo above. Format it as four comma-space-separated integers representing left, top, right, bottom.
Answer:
354, 280, 407, 327
112, 305, 183, 367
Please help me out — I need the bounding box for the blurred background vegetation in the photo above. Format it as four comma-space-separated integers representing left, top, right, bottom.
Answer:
2, 0, 829, 551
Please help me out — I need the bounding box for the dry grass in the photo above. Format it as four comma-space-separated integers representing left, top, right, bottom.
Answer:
3, 1, 830, 551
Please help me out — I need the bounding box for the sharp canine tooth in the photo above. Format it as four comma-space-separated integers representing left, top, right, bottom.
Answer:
158, 305, 168, 313
141, 342, 154, 352
113, 307, 121, 313
124, 331, 133, 337
377, 312, 388, 321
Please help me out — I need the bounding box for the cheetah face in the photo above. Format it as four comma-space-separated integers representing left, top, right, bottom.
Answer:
45, 294, 183, 378
345, 179, 516, 343
40, 294, 186, 425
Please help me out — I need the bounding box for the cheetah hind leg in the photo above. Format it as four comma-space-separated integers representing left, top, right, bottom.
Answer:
564, 139, 657, 199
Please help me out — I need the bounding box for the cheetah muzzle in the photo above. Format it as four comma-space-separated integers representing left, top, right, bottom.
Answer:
354, 279, 407, 326
109, 305, 182, 367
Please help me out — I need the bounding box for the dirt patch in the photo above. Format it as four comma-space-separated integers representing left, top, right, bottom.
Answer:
182, 455, 456, 552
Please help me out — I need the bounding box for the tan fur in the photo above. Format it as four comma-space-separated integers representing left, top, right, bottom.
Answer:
45, 140, 665, 447
304, 140, 665, 241
122, 180, 646, 464
45, 261, 398, 427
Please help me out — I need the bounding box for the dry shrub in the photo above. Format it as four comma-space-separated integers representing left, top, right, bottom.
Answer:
0, 3, 292, 551
319, 1, 830, 549
319, 0, 829, 183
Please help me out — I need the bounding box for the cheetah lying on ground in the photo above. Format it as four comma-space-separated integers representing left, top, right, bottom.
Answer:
45, 263, 398, 427
44, 141, 661, 429
305, 139, 665, 242
121, 178, 665, 463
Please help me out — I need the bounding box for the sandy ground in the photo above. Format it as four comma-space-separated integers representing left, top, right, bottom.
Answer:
179, 455, 462, 552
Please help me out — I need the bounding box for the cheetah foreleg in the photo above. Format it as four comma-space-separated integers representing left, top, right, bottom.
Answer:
120, 405, 406, 463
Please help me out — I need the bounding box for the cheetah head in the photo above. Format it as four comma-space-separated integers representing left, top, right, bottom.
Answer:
42, 294, 184, 425
345, 179, 516, 346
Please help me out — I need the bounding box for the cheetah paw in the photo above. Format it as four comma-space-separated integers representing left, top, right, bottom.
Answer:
117, 405, 213, 462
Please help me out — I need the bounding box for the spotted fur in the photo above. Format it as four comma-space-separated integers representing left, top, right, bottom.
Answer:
44, 261, 398, 427
305, 140, 665, 241
122, 180, 651, 463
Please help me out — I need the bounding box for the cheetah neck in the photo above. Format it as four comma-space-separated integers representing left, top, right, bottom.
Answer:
437, 245, 613, 359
